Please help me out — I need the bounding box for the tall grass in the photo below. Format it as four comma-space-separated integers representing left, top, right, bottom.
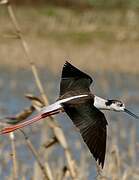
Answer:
0, 6, 139, 74
4, 0, 139, 9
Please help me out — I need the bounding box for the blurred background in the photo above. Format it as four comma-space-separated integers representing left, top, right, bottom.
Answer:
0, 0, 139, 179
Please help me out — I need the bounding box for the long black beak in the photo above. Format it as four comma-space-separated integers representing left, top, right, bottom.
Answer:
124, 109, 139, 120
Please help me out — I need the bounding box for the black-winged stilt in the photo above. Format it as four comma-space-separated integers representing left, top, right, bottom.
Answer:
1, 61, 139, 168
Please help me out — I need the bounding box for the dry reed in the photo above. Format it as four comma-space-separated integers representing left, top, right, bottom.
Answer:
0, 0, 78, 179
10, 132, 18, 180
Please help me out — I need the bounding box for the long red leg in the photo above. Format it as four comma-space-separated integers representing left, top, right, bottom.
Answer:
0, 109, 61, 134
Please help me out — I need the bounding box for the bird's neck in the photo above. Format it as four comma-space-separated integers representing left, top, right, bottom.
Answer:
94, 95, 110, 110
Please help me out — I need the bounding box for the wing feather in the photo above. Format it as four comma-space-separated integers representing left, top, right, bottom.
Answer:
62, 99, 108, 168
60, 61, 93, 96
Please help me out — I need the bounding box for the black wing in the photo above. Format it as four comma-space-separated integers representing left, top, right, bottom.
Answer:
60, 61, 93, 96
62, 99, 108, 168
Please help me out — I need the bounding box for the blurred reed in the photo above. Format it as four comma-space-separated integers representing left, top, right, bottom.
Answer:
0, 5, 139, 74
0, 1, 78, 179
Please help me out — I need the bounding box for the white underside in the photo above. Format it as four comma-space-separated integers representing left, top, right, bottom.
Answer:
41, 94, 88, 114
94, 96, 109, 110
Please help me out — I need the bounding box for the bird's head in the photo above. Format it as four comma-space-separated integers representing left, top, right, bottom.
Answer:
106, 100, 125, 111
106, 99, 139, 119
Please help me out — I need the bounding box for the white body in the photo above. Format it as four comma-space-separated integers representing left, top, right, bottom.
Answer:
94, 96, 109, 110
41, 94, 125, 114
41, 94, 88, 114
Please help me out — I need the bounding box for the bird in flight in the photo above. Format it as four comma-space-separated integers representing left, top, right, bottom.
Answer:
0, 61, 139, 168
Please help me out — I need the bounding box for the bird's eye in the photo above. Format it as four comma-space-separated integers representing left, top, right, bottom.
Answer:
119, 103, 123, 107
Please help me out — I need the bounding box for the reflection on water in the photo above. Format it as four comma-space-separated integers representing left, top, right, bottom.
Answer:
0, 67, 139, 179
